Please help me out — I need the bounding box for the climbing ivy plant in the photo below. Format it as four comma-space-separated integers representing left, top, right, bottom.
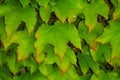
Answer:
0, 0, 120, 80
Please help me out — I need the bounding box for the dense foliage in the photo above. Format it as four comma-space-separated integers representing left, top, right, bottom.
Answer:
0, 0, 120, 80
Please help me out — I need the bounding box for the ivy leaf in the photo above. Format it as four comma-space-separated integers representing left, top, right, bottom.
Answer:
39, 5, 53, 23
5, 44, 21, 74
5, 4, 36, 36
78, 21, 103, 47
80, 0, 109, 31
44, 45, 76, 73
95, 44, 111, 63
53, 0, 82, 24
10, 30, 35, 61
36, 0, 49, 9
56, 47, 77, 73
96, 19, 120, 66
19, 0, 31, 8
77, 53, 100, 75
44, 45, 58, 64
35, 21, 81, 62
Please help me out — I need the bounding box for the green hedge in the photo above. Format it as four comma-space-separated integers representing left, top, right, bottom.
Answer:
0, 0, 120, 80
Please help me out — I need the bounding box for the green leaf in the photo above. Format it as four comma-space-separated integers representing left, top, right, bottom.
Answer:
77, 53, 100, 75
0, 2, 13, 17
53, 0, 82, 24
5, 44, 21, 74
19, 0, 31, 8
95, 44, 111, 63
10, 30, 35, 61
39, 5, 53, 23
80, 0, 109, 31
78, 21, 103, 47
56, 47, 77, 73
96, 19, 120, 66
44, 45, 58, 64
35, 21, 81, 62
5, 5, 36, 36
44, 45, 76, 73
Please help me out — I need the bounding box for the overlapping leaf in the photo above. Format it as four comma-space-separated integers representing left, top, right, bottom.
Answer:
96, 19, 120, 66
0, 0, 37, 36
94, 44, 111, 63
78, 21, 103, 47
39, 0, 83, 24
35, 21, 81, 62
5, 6, 36, 36
53, 0, 82, 24
5, 44, 21, 74
77, 53, 99, 75
10, 30, 35, 61
79, 0, 109, 31
39, 5, 53, 23
44, 45, 76, 73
